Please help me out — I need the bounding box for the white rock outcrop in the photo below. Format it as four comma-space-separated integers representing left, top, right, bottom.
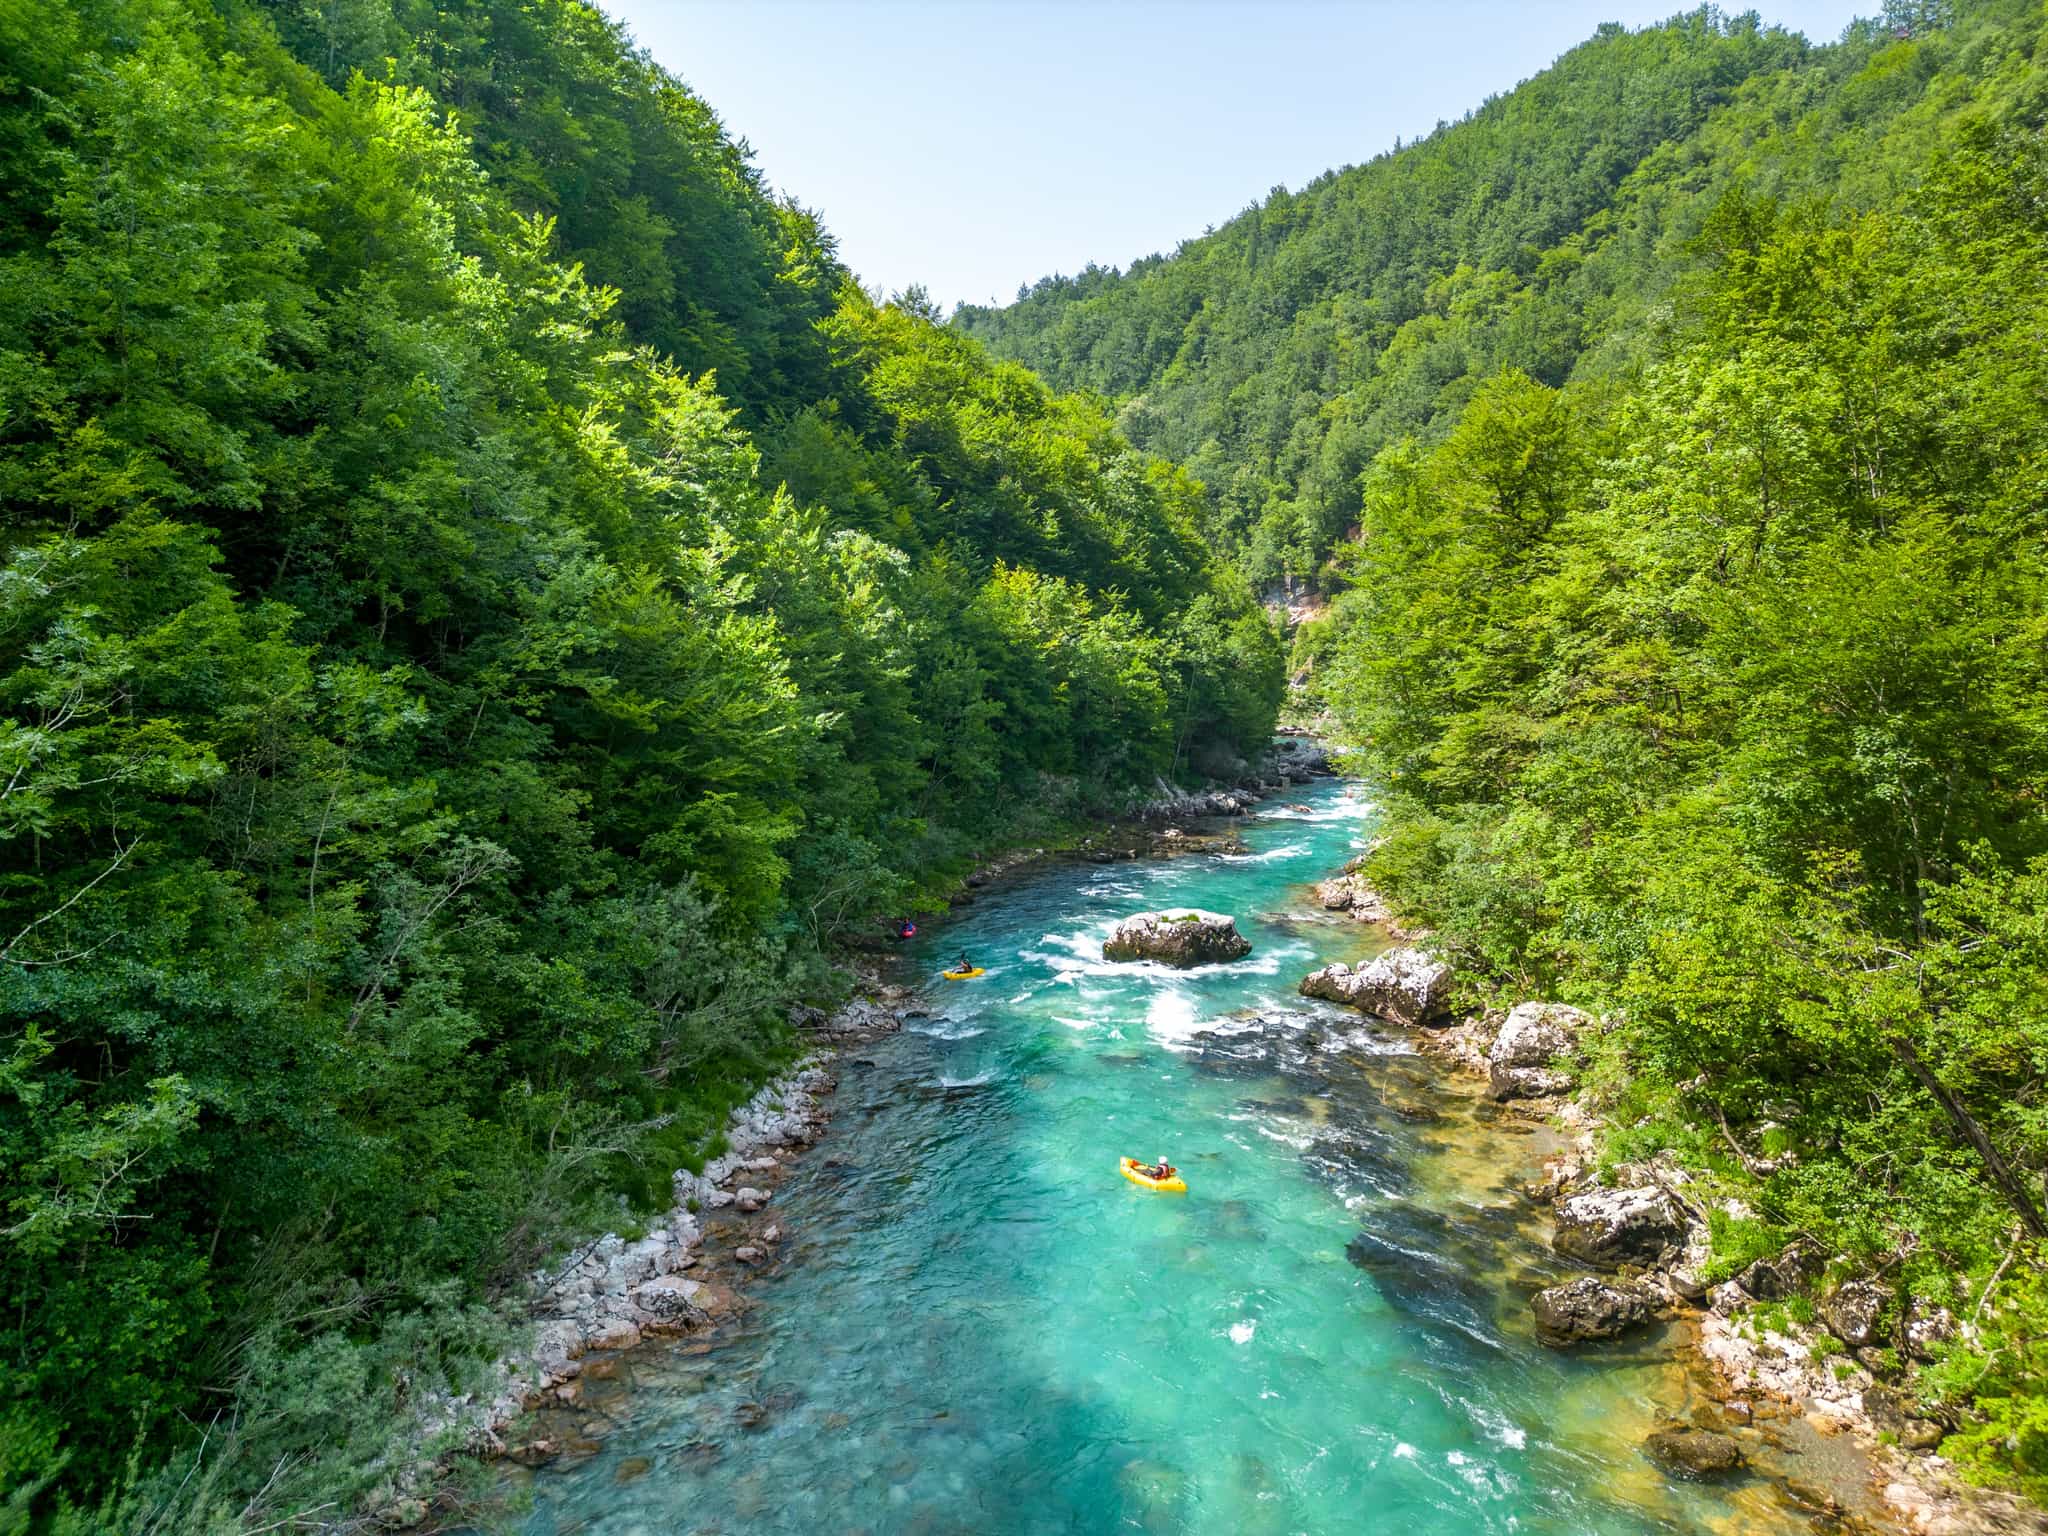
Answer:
1298, 947, 1452, 1027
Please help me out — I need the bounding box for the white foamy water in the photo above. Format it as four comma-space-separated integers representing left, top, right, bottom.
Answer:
908, 1018, 987, 1040
1144, 988, 1200, 1043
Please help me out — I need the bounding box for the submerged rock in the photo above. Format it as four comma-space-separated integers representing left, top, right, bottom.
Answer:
1103, 909, 1252, 966
1347, 1226, 1495, 1335
1644, 1427, 1745, 1479
1531, 1276, 1653, 1346
1552, 1186, 1688, 1271
1298, 947, 1451, 1027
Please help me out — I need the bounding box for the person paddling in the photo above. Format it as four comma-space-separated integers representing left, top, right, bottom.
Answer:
1147, 1154, 1176, 1181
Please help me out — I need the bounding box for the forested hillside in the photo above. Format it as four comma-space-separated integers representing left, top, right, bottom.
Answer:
958, 3, 1976, 585
0, 0, 1281, 1525
978, 0, 2048, 1500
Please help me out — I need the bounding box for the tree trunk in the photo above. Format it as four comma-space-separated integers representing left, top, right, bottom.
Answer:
1892, 1034, 2048, 1240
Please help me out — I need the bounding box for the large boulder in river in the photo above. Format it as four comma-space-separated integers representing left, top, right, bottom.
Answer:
1487, 1001, 1590, 1101
1103, 910, 1251, 967
1531, 1277, 1653, 1347
1298, 947, 1451, 1027
1552, 1186, 1689, 1271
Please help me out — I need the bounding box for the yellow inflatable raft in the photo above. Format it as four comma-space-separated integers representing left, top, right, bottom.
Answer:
941, 966, 984, 980
1119, 1157, 1186, 1193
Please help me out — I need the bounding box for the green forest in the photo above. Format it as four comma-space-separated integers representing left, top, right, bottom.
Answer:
9, 0, 2048, 1525
0, 0, 1283, 1525
972, 0, 2048, 1503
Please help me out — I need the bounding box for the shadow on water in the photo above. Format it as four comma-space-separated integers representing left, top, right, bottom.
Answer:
514, 779, 1853, 1536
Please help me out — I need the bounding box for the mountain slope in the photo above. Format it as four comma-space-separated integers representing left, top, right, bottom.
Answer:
957, 4, 1974, 582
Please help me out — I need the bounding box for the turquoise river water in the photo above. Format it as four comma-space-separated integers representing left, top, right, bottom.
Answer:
518, 778, 1846, 1536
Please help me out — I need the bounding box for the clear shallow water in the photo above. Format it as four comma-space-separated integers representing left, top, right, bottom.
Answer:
519, 780, 1829, 1536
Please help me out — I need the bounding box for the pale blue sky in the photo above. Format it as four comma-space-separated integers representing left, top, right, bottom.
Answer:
604, 1, 1869, 311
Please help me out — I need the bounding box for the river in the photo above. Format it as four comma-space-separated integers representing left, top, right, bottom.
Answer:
516, 776, 1847, 1535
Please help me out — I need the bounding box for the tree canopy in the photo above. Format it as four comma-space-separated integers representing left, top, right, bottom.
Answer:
0, 0, 1280, 1523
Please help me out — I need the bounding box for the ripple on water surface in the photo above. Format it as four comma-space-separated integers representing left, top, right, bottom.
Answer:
519, 779, 1835, 1536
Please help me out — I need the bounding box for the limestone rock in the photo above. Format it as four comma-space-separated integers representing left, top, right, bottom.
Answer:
1866, 1386, 1946, 1452
1315, 874, 1389, 922
587, 1318, 641, 1352
1138, 780, 1252, 822
1531, 1277, 1653, 1346
1708, 1280, 1752, 1315
1297, 947, 1452, 1027
1552, 1186, 1688, 1271
1738, 1240, 1822, 1303
1487, 1002, 1588, 1101
1262, 737, 1332, 779
1103, 910, 1252, 967
1823, 1279, 1890, 1348
631, 1275, 705, 1327
1150, 828, 1250, 858
1490, 1062, 1576, 1101
1906, 1301, 1957, 1362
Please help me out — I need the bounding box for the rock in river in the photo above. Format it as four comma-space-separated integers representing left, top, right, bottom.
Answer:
1531, 1276, 1653, 1346
1314, 874, 1389, 922
1644, 1428, 1745, 1479
1551, 1186, 1688, 1271
1297, 947, 1451, 1027
1103, 910, 1251, 966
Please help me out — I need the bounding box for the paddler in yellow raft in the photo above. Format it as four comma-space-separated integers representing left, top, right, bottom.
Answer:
1119, 1153, 1185, 1193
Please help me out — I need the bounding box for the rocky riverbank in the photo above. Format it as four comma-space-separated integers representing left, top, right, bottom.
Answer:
360, 983, 915, 1529
934, 735, 1336, 910
1300, 862, 2047, 1536
495, 991, 912, 1460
